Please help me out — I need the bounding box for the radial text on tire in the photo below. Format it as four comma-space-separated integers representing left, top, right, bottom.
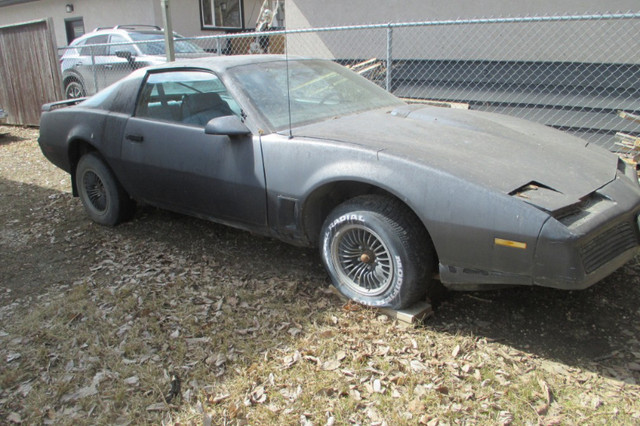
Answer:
320, 195, 433, 310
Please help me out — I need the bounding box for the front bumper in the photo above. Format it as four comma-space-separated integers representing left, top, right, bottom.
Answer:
533, 174, 640, 289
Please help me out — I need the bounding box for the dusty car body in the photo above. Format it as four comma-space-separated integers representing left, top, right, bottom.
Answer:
39, 55, 640, 309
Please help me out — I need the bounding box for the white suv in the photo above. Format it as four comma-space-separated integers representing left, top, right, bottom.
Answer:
60, 25, 207, 98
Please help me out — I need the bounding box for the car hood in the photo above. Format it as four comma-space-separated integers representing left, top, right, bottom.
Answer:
292, 105, 618, 213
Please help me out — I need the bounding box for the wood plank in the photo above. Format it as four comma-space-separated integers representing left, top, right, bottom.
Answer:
393, 81, 640, 112
402, 97, 469, 110
618, 111, 640, 124
329, 285, 433, 324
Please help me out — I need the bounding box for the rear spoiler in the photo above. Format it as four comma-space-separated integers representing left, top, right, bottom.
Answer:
41, 97, 87, 112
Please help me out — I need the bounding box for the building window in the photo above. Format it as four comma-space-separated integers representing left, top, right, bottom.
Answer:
201, 0, 244, 30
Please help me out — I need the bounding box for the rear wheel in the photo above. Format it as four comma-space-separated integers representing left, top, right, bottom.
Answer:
76, 153, 134, 226
65, 80, 85, 99
320, 195, 433, 309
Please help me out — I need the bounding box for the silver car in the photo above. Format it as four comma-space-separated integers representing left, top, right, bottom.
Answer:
60, 25, 207, 98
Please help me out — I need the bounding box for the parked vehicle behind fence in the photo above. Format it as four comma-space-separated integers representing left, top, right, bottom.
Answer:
60, 25, 207, 99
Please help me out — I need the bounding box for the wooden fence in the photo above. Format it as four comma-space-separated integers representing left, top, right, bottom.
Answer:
0, 18, 62, 126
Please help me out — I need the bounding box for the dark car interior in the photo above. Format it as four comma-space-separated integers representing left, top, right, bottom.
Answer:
134, 72, 239, 125
181, 92, 234, 125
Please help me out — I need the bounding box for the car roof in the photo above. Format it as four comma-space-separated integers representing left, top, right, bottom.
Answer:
95, 24, 163, 32
70, 25, 166, 45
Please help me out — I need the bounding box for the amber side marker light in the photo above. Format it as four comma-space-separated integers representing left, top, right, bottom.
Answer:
494, 238, 527, 250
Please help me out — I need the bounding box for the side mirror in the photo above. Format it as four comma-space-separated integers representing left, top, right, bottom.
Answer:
115, 50, 135, 64
204, 115, 251, 136
115, 50, 132, 59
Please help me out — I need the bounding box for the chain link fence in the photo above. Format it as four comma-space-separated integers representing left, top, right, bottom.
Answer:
58, 13, 640, 151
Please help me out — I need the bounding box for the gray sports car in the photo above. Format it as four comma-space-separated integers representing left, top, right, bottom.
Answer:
38, 55, 640, 309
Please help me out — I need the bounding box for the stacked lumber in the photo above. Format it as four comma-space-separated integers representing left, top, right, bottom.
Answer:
615, 111, 640, 166
348, 58, 469, 109
347, 58, 385, 79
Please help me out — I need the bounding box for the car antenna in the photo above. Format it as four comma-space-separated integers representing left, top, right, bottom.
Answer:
284, 30, 293, 139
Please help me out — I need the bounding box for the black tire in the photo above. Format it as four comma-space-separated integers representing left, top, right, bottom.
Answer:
320, 195, 433, 309
65, 80, 85, 99
76, 153, 134, 226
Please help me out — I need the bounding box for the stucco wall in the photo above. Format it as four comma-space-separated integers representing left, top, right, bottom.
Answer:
285, 0, 639, 28
284, 0, 640, 63
0, 0, 158, 47
1, 0, 637, 60
0, 0, 265, 48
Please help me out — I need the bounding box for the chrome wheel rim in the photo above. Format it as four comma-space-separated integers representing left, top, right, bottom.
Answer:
331, 224, 394, 296
82, 170, 107, 212
66, 83, 84, 98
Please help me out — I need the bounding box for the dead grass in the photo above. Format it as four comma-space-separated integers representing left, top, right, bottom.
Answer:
1, 125, 640, 425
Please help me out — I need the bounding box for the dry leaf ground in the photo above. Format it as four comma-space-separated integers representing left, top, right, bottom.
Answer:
1, 125, 640, 425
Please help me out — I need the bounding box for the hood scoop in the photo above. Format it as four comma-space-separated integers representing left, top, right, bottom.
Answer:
509, 181, 579, 213
509, 181, 561, 198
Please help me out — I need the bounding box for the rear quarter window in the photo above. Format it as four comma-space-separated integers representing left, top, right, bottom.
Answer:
81, 73, 143, 114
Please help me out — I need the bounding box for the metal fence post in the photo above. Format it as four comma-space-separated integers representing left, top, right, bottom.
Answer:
386, 23, 393, 92
90, 50, 98, 94
161, 0, 176, 61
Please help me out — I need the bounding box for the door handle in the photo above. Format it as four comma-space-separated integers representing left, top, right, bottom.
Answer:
104, 64, 113, 69
126, 134, 144, 142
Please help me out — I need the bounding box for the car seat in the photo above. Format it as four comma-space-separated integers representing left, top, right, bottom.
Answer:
181, 92, 234, 125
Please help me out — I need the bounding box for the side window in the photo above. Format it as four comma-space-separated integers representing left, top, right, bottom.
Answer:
66, 38, 86, 57
108, 35, 137, 56
79, 35, 108, 56
135, 71, 241, 125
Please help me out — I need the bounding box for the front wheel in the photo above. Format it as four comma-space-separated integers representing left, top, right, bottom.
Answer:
76, 153, 134, 226
320, 195, 433, 309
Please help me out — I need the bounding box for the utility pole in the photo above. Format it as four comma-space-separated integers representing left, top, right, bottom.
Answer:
161, 0, 175, 62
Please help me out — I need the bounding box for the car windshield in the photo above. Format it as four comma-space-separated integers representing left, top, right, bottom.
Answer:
128, 33, 205, 55
227, 59, 404, 130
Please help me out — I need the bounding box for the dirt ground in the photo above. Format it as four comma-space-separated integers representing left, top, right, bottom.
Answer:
1, 125, 640, 424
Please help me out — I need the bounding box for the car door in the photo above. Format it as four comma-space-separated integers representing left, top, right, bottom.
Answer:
104, 34, 139, 86
118, 69, 267, 228
76, 34, 109, 94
